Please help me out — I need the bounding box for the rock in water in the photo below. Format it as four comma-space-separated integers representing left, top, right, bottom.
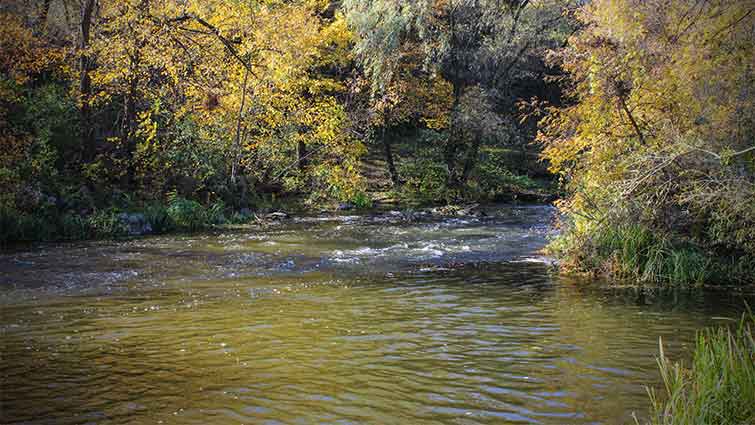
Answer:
266, 212, 289, 220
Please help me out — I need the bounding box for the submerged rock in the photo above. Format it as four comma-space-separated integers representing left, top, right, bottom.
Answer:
429, 204, 483, 217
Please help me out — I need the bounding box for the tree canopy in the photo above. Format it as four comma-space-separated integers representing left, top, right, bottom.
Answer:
540, 0, 754, 284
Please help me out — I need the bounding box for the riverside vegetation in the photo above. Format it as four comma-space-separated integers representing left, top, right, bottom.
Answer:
1, 0, 567, 244
1, 2, 754, 421
3, 1, 752, 287
539, 0, 755, 286
642, 311, 754, 425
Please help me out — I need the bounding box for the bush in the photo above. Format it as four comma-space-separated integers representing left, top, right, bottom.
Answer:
641, 312, 755, 425
398, 159, 456, 204
206, 201, 227, 225
88, 210, 129, 238
167, 196, 208, 231
349, 192, 373, 210
0, 207, 20, 243
551, 223, 727, 286
228, 211, 252, 224
476, 162, 538, 191
396, 144, 550, 204
0, 196, 231, 244
0, 207, 55, 243
1, 207, 127, 243
144, 203, 174, 234
59, 213, 91, 240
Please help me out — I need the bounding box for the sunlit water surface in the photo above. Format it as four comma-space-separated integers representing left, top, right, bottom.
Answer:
1, 206, 751, 424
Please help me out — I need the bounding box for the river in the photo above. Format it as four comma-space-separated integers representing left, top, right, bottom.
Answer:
1, 205, 751, 424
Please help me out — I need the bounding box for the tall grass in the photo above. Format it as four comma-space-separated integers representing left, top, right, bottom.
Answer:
640, 312, 755, 425
555, 224, 719, 286
164, 196, 227, 231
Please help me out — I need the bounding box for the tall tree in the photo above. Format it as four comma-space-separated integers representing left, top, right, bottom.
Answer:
540, 0, 755, 281
79, 0, 96, 162
345, 0, 577, 185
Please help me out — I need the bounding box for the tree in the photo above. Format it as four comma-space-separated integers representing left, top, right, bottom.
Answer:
540, 0, 755, 283
345, 0, 578, 186
73, 0, 362, 201
79, 0, 96, 162
348, 43, 453, 187
0, 8, 70, 210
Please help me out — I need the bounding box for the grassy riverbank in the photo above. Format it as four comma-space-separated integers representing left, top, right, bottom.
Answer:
0, 196, 231, 243
547, 224, 755, 287
1, 143, 556, 245
539, 1, 754, 288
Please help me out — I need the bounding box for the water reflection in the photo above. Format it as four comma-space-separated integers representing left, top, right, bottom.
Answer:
0, 207, 751, 424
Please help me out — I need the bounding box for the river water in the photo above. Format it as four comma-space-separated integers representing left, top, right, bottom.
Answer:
0, 206, 750, 424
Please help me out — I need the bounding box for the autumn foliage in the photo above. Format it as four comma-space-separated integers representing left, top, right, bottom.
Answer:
1, 0, 753, 287
1, 0, 361, 214
540, 0, 755, 285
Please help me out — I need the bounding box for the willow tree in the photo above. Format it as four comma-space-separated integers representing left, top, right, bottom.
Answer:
344, 0, 577, 186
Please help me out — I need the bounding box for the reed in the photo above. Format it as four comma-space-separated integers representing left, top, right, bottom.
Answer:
641, 312, 755, 425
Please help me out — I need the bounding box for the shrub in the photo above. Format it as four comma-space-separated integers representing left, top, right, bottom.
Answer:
398, 159, 455, 204
59, 213, 91, 240
0, 207, 20, 243
206, 201, 227, 225
88, 210, 129, 238
0, 207, 56, 243
167, 196, 207, 231
396, 145, 548, 204
0, 197, 230, 243
349, 192, 373, 210
641, 312, 755, 425
551, 223, 723, 286
475, 162, 539, 196
228, 211, 253, 224
144, 203, 174, 234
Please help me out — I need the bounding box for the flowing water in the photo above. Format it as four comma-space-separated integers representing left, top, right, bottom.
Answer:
0, 205, 751, 425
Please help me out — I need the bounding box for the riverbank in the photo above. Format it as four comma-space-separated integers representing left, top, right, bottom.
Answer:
0, 194, 553, 245
547, 223, 755, 288
5, 198, 754, 290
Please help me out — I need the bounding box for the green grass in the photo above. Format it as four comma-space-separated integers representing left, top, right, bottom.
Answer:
349, 191, 374, 209
639, 311, 755, 425
0, 196, 237, 244
554, 224, 726, 286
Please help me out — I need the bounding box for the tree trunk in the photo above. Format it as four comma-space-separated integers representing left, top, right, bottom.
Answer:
40, 0, 52, 29
619, 96, 645, 145
445, 140, 459, 186
445, 83, 464, 186
382, 126, 399, 186
79, 0, 96, 162
231, 67, 250, 185
298, 140, 308, 173
122, 61, 139, 189
460, 133, 482, 184
122, 1, 151, 189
